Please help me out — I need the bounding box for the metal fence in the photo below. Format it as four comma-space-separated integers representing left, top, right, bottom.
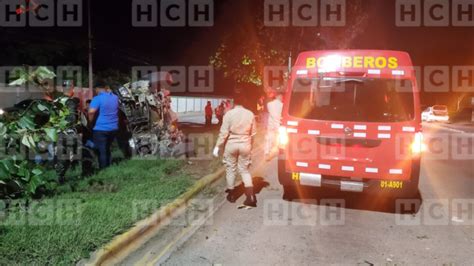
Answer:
170, 96, 229, 113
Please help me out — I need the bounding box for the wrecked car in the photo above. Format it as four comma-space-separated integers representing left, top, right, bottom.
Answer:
115, 72, 187, 158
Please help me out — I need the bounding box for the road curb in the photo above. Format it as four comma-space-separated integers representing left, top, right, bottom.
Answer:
82, 166, 225, 266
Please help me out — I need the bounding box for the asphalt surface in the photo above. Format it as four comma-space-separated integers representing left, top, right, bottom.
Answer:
132, 115, 474, 265
178, 112, 219, 125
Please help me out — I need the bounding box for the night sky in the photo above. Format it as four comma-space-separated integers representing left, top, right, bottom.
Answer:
92, 0, 473, 68
0, 0, 472, 103
1, 0, 472, 66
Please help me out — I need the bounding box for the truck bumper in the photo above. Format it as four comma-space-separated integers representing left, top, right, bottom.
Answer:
278, 154, 421, 195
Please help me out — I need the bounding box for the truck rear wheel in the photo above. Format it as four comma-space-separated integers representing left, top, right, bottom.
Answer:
283, 185, 297, 201
399, 174, 420, 199
277, 158, 291, 185
396, 159, 421, 200
278, 158, 298, 201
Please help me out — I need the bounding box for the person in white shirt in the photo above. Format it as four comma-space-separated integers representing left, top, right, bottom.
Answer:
264, 93, 283, 159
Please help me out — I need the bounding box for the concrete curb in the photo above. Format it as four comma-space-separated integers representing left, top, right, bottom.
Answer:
135, 183, 228, 265
83, 166, 225, 266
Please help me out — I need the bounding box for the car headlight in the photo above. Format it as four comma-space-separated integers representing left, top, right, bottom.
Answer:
411, 132, 427, 154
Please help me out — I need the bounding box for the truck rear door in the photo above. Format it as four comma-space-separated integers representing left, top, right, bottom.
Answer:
283, 77, 419, 181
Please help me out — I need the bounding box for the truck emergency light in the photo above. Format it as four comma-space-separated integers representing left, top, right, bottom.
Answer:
411, 132, 427, 154
278, 126, 289, 147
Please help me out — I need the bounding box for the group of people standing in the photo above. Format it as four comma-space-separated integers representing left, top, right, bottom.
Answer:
204, 100, 232, 126
212, 91, 284, 209
55, 82, 285, 210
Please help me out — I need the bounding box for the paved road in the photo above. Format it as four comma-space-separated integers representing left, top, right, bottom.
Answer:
423, 121, 474, 134
158, 123, 473, 265
177, 112, 217, 125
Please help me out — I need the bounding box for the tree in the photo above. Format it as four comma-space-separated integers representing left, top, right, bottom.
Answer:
95, 69, 131, 89
210, 0, 369, 93
1, 66, 76, 198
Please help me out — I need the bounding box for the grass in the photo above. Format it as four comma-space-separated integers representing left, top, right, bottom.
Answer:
0, 158, 195, 265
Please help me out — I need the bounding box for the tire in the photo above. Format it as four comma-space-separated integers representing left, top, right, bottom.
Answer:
277, 157, 292, 186
278, 157, 298, 201
397, 158, 421, 199
283, 185, 297, 201
399, 175, 420, 199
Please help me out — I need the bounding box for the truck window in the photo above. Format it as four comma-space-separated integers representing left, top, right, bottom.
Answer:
289, 78, 415, 122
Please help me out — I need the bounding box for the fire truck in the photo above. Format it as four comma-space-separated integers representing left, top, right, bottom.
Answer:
277, 50, 425, 200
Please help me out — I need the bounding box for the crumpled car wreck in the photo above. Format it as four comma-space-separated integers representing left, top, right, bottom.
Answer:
115, 72, 187, 158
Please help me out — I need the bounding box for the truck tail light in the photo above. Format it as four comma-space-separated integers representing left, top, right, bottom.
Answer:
278, 126, 289, 147
411, 132, 426, 154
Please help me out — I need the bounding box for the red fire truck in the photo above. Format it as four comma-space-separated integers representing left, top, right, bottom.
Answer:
278, 50, 425, 199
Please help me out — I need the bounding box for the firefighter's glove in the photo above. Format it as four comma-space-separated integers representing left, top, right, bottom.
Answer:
213, 147, 219, 158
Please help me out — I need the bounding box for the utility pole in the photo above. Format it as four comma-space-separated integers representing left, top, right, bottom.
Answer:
87, 0, 93, 98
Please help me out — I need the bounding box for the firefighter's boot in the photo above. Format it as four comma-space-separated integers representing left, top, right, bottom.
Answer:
243, 187, 257, 207
225, 188, 236, 203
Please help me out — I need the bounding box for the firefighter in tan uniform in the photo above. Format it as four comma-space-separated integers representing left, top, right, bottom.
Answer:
213, 98, 257, 207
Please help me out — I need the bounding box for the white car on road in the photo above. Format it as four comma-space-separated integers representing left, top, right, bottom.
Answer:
422, 105, 449, 122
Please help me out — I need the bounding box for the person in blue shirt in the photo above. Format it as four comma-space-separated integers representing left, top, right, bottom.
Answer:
88, 82, 119, 169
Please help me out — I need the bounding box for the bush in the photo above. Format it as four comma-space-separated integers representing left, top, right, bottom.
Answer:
0, 66, 77, 198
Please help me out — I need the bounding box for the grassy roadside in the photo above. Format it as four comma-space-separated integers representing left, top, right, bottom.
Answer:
0, 158, 210, 265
